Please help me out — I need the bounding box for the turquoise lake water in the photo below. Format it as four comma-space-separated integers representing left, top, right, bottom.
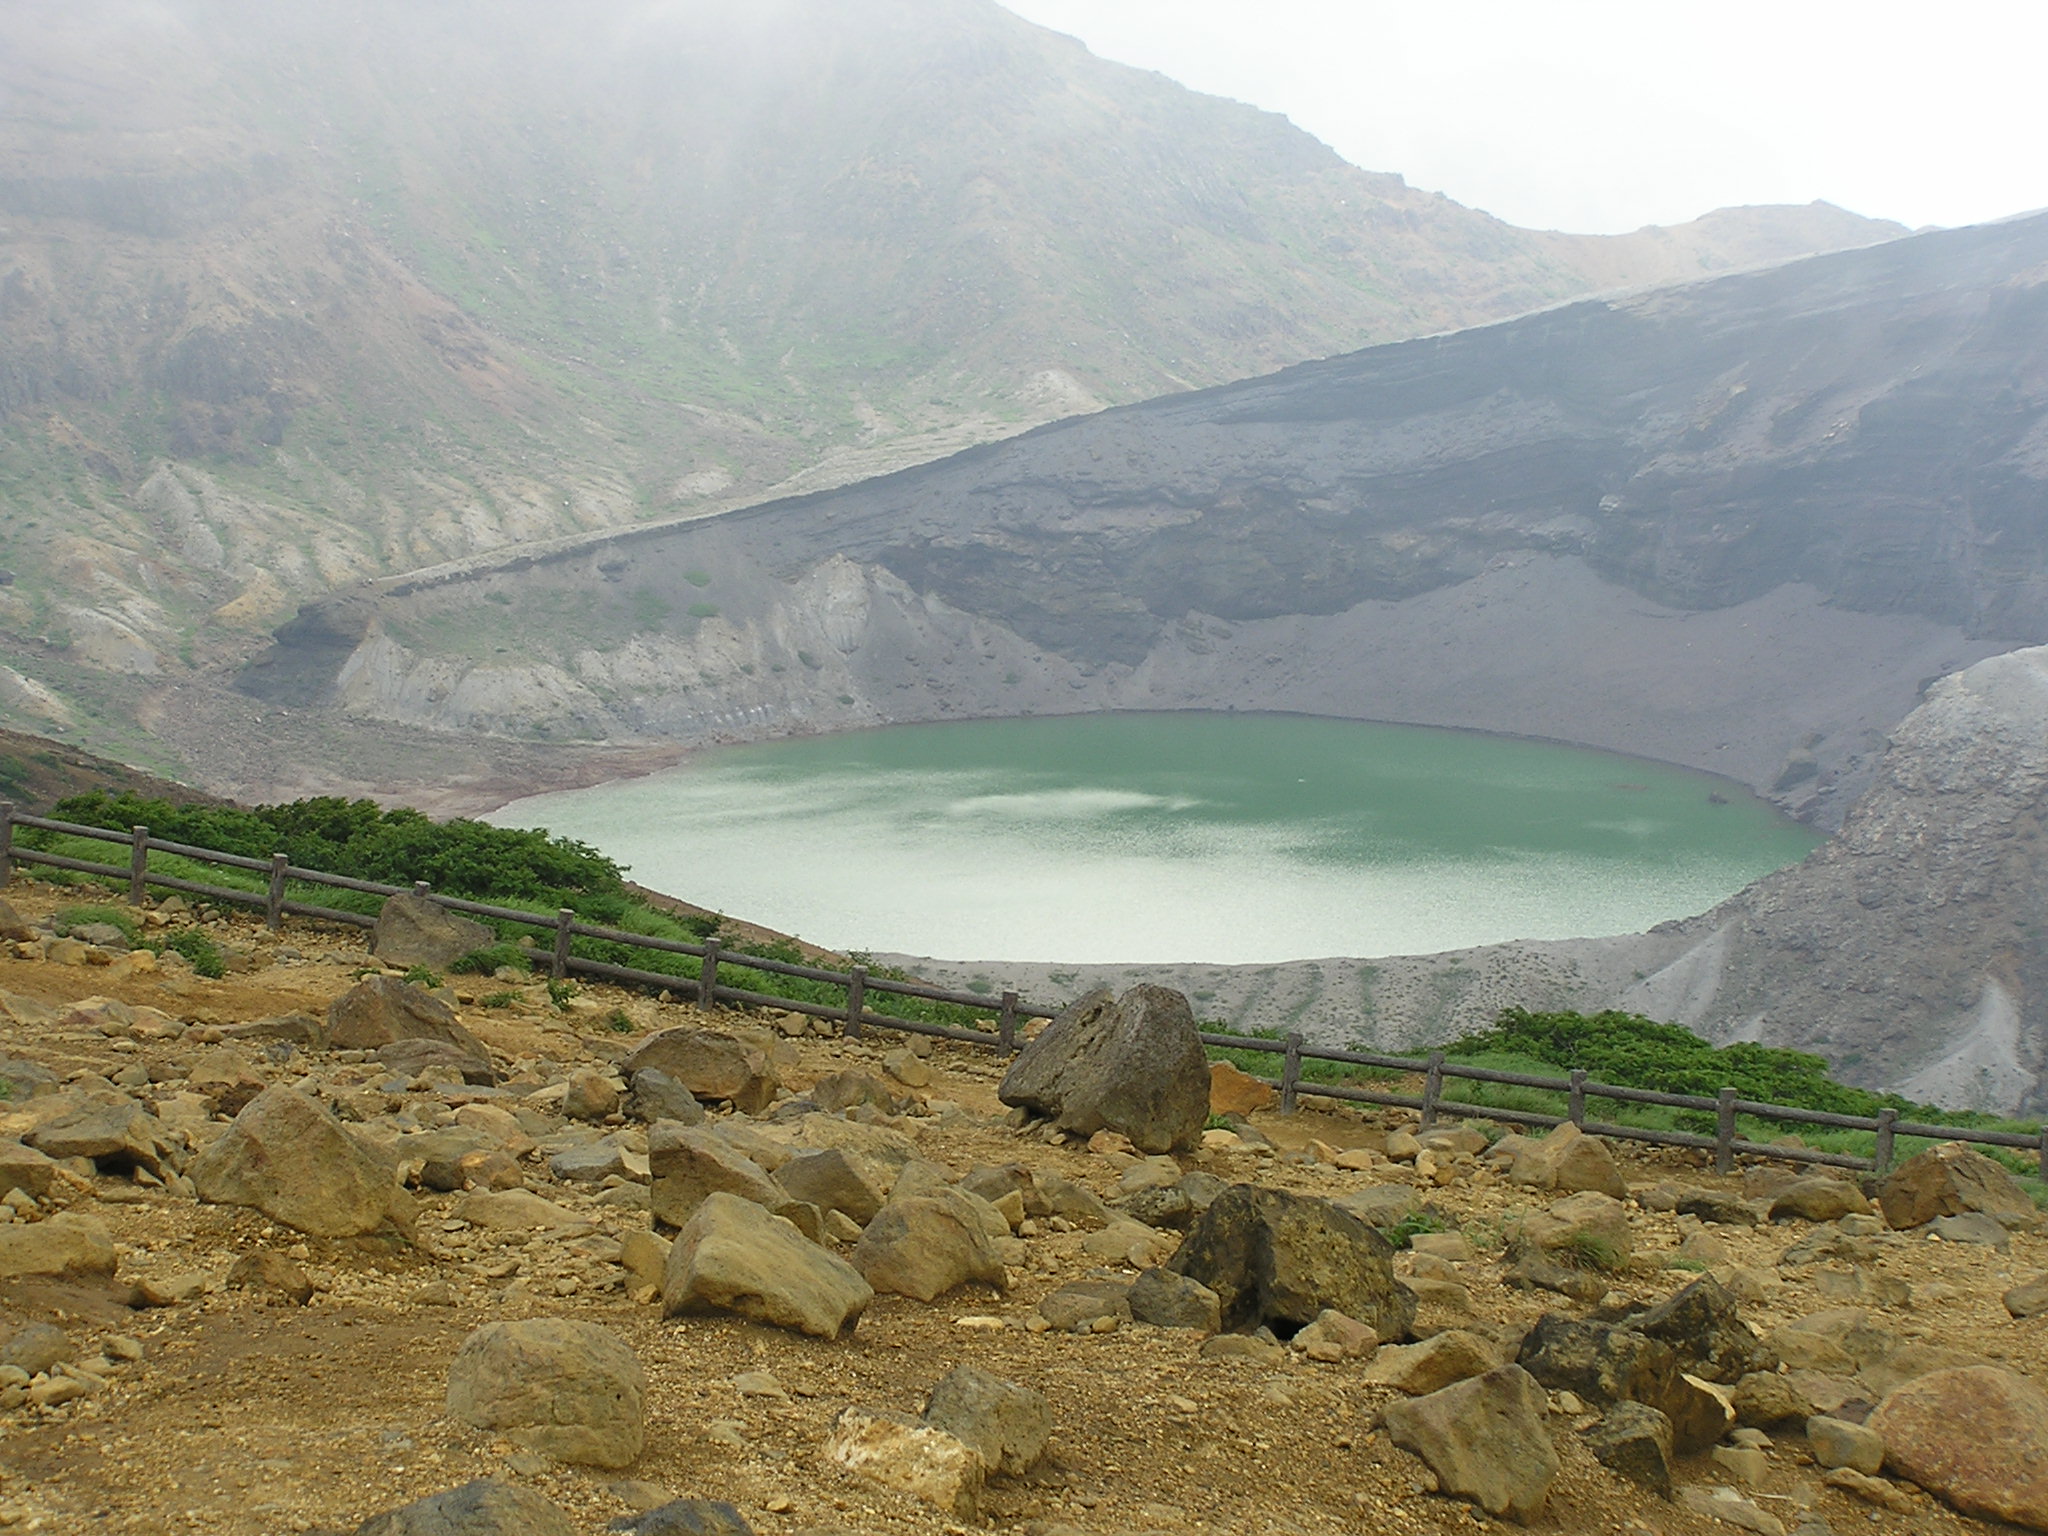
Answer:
490, 713, 1822, 964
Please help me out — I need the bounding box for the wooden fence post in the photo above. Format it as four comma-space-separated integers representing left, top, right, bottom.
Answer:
551, 908, 574, 981
2038, 1125, 2048, 1184
698, 940, 719, 1010
1873, 1108, 1897, 1175
129, 826, 149, 906
1568, 1069, 1587, 1129
0, 803, 14, 889
413, 880, 432, 900
265, 853, 289, 931
1421, 1051, 1445, 1129
1715, 1087, 1738, 1175
1281, 1032, 1304, 1115
844, 968, 866, 1038
999, 991, 1018, 1052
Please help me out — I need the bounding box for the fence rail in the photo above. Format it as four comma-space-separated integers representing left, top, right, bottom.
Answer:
0, 803, 2035, 1181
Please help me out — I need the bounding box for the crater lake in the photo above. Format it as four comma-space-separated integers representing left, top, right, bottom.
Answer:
489, 712, 1821, 964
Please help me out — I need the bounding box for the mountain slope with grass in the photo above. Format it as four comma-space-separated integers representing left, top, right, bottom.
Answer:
0, 0, 1897, 739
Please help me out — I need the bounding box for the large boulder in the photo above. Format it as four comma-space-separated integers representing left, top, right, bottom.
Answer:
1871, 1366, 2048, 1529
351, 1479, 576, 1536
190, 1086, 403, 1237
370, 893, 494, 973
1507, 1123, 1626, 1197
446, 1319, 645, 1468
998, 985, 1209, 1154
1165, 1183, 1416, 1340
328, 978, 493, 1083
1877, 1141, 2040, 1231
852, 1191, 1007, 1302
623, 1027, 778, 1115
1382, 1365, 1559, 1523
663, 1191, 872, 1338
647, 1124, 786, 1229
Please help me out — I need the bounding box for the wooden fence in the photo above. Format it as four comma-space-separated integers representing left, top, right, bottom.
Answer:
2, 803, 2039, 1182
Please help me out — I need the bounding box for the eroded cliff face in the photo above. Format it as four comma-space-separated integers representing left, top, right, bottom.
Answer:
1623, 645, 2048, 1112
247, 214, 2048, 825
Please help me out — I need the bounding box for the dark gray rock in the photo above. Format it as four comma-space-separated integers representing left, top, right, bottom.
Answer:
1583, 1401, 1675, 1499
923, 1363, 1051, 1474
1515, 1313, 1730, 1454
998, 985, 1209, 1154
1627, 1276, 1776, 1383
25, 1101, 170, 1177
609, 1502, 755, 1536
627, 1070, 704, 1126
353, 1479, 575, 1536
370, 893, 494, 973
1165, 1183, 1415, 1340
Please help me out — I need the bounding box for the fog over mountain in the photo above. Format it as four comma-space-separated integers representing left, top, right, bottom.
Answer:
0, 0, 1897, 759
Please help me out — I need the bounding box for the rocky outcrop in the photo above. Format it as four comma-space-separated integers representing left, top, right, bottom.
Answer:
370, 895, 493, 974
1622, 645, 2048, 1111
445, 1319, 645, 1468
189, 1086, 404, 1238
999, 986, 1209, 1154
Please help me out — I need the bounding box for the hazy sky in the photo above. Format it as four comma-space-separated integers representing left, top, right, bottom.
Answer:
999, 0, 2048, 235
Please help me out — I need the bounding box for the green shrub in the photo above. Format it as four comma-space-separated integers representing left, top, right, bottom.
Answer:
54, 905, 138, 944
546, 978, 577, 1011
604, 1008, 635, 1033
162, 929, 226, 979
451, 943, 532, 976
1377, 1211, 1446, 1250
401, 964, 443, 989
480, 990, 522, 1010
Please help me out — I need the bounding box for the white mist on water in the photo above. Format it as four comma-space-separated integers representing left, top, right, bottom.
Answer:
491, 716, 1818, 965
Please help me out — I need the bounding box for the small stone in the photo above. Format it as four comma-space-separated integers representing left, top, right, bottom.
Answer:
922, 1364, 1051, 1474
1676, 1486, 1786, 1535
1583, 1401, 1673, 1498
1712, 1444, 1770, 1486
564, 1070, 622, 1122
446, 1318, 646, 1468
1805, 1415, 1883, 1475
1292, 1308, 1377, 1362
1364, 1330, 1502, 1394
823, 1405, 984, 1519
0, 1323, 72, 1377
608, 1498, 757, 1534
1820, 1467, 1915, 1514
1127, 1267, 1222, 1332
882, 1048, 933, 1089
1039, 1279, 1131, 1332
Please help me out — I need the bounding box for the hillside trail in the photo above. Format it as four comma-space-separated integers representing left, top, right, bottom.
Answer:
0, 882, 2033, 1536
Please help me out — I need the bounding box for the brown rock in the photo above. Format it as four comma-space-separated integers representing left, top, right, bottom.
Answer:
1877, 1141, 2039, 1231
190, 1086, 403, 1237
1769, 1175, 1871, 1222
1508, 1123, 1626, 1197
327, 977, 492, 1081
1382, 1365, 1559, 1523
1871, 1365, 2048, 1528
226, 1249, 315, 1305
622, 1027, 778, 1114
1208, 1060, 1276, 1116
